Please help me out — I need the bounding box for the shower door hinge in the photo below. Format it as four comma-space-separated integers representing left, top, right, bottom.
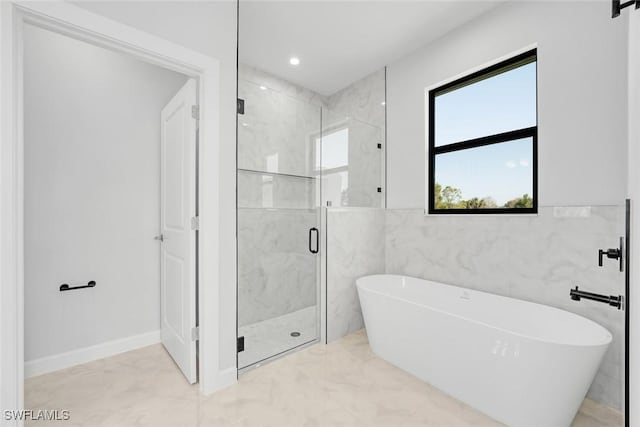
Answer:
191, 326, 200, 341
191, 105, 200, 120
237, 336, 245, 353
377, 143, 382, 149
191, 216, 200, 231
237, 98, 245, 115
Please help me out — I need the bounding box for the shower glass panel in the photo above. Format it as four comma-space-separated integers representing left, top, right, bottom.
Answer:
237, 69, 321, 369
320, 69, 386, 208
320, 113, 384, 207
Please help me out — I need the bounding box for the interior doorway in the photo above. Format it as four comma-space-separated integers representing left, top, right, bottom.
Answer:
22, 24, 199, 384
0, 3, 226, 416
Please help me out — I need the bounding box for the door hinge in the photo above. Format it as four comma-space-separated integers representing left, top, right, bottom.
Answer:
191, 216, 200, 231
377, 143, 382, 149
237, 98, 245, 115
191, 326, 200, 341
191, 105, 200, 120
237, 336, 245, 353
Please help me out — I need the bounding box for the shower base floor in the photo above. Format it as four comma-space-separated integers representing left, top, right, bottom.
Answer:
238, 305, 318, 369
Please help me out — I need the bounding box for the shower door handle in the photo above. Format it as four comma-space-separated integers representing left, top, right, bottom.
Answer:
309, 227, 319, 254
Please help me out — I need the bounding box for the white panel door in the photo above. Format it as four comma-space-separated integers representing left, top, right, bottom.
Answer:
160, 79, 197, 384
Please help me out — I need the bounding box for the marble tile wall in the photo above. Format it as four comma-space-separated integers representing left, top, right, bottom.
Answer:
239, 63, 329, 108
238, 64, 324, 179
238, 209, 319, 327
385, 206, 625, 409
326, 208, 386, 342
327, 68, 386, 129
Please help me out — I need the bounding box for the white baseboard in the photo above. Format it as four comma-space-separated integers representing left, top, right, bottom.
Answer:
25, 330, 161, 378
216, 367, 238, 389
201, 366, 237, 395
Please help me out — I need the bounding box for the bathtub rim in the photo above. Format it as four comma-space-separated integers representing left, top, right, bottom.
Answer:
356, 274, 613, 348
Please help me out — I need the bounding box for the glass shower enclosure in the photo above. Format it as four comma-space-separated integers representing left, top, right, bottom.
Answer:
236, 66, 322, 369
236, 63, 386, 369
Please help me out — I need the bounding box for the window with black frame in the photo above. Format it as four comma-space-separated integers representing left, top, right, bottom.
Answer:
428, 49, 537, 214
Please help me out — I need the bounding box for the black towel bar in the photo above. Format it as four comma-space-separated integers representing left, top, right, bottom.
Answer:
60, 280, 96, 292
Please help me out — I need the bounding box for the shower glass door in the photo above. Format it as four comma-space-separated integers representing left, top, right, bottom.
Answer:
237, 66, 321, 369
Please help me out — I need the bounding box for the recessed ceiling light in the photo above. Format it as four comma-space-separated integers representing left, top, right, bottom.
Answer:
259, 85, 267, 90
289, 57, 300, 66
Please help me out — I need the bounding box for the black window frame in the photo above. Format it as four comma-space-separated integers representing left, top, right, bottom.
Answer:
428, 49, 538, 215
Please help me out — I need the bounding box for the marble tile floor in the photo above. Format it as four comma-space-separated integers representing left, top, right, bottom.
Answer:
25, 329, 622, 427
238, 305, 318, 369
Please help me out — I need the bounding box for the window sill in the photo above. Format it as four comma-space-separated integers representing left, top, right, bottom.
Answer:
423, 210, 539, 218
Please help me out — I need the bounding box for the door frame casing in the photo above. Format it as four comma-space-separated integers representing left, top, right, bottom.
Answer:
627, 10, 640, 427
0, 1, 233, 421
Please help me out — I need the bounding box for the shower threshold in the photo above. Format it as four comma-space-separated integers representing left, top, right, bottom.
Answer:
238, 305, 318, 371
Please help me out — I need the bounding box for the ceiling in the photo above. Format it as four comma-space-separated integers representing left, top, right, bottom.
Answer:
239, 1, 502, 96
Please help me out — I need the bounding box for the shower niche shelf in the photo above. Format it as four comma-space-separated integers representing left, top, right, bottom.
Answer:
237, 168, 317, 210
238, 168, 316, 180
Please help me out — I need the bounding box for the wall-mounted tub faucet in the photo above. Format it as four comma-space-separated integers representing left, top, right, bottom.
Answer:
570, 286, 622, 309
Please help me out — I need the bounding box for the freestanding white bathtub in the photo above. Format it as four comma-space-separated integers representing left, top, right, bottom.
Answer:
356, 274, 612, 427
